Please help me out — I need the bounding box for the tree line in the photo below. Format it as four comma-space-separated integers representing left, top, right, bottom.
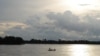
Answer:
0, 36, 100, 45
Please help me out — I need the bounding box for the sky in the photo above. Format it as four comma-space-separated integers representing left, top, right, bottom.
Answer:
0, 0, 100, 40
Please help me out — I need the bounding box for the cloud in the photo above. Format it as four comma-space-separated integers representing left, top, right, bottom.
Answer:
45, 11, 100, 40
79, 4, 91, 6
0, 22, 29, 30
46, 11, 87, 32
1, 10, 100, 40
0, 22, 29, 36
0, 10, 100, 40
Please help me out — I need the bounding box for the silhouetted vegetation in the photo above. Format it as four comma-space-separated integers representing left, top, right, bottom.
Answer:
0, 36, 24, 45
0, 36, 100, 45
28, 38, 100, 44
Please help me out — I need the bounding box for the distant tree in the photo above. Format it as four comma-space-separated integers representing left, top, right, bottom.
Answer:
15, 37, 24, 44
15, 37, 23, 42
4, 36, 15, 41
0, 37, 3, 41
43, 38, 47, 41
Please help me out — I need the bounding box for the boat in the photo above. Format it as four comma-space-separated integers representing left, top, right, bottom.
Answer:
48, 48, 56, 51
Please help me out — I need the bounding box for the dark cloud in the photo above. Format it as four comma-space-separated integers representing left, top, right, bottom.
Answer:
47, 11, 88, 32
46, 11, 100, 40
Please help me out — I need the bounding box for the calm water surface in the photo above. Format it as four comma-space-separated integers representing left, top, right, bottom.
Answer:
0, 44, 100, 56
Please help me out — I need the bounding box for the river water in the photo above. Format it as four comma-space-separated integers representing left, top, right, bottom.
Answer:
0, 44, 100, 56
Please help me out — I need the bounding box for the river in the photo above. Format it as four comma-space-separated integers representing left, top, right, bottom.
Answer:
0, 44, 100, 56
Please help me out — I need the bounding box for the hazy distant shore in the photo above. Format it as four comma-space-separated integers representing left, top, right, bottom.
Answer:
0, 36, 100, 45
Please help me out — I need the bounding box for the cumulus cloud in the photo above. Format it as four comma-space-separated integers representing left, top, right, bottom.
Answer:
46, 11, 100, 40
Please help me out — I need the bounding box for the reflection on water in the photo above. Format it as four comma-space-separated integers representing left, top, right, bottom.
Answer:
0, 44, 100, 56
68, 45, 90, 56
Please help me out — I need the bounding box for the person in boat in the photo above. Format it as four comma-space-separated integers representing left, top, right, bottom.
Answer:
48, 48, 56, 51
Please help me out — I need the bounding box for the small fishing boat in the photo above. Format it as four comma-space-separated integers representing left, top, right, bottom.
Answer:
48, 48, 56, 51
